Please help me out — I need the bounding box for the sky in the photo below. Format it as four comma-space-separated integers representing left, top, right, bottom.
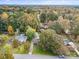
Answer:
0, 0, 79, 5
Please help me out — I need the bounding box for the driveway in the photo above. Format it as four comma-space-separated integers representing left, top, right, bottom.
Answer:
14, 54, 79, 59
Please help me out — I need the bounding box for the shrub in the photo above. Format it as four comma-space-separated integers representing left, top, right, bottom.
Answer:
17, 45, 25, 54
23, 41, 30, 52
14, 41, 30, 54
12, 39, 20, 48
3, 44, 14, 59
0, 51, 5, 59
0, 35, 9, 45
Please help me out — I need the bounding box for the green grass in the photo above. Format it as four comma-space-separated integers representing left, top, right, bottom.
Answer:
13, 45, 28, 54
33, 46, 55, 56
70, 51, 77, 56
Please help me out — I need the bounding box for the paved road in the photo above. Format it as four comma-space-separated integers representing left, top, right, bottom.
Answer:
14, 54, 79, 59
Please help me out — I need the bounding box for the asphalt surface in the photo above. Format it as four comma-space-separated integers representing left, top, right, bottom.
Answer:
14, 54, 79, 59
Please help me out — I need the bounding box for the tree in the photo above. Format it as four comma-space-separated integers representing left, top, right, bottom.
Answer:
71, 23, 79, 39
26, 13, 40, 29
26, 8, 34, 14
70, 17, 79, 39
39, 29, 58, 54
57, 16, 70, 33
39, 29, 70, 55
47, 12, 58, 21
8, 25, 14, 35
74, 16, 79, 24
49, 22, 63, 34
8, 16, 20, 31
0, 19, 8, 33
26, 26, 36, 41
8, 13, 26, 33
18, 13, 40, 30
40, 13, 47, 23
1, 12, 9, 20
0, 9, 3, 14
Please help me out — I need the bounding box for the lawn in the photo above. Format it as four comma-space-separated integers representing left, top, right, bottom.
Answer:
33, 45, 56, 56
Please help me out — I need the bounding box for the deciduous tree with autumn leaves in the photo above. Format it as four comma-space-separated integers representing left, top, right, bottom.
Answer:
8, 25, 14, 35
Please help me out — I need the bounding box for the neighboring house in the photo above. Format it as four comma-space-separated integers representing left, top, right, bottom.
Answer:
15, 34, 27, 42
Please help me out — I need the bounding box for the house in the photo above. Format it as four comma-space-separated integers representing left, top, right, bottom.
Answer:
15, 34, 27, 42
